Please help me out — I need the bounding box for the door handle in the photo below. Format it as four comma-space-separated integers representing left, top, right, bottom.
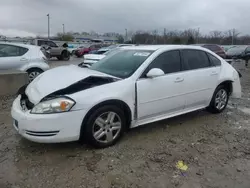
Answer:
174, 77, 184, 83
210, 71, 218, 76
20, 58, 28, 61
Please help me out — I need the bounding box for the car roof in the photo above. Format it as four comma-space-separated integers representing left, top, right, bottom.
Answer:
120, 45, 207, 51
0, 42, 40, 49
192, 44, 220, 46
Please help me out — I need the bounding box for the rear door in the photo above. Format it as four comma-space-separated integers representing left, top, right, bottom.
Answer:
181, 49, 220, 110
0, 44, 29, 70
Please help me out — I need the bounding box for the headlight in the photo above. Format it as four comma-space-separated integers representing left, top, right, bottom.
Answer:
31, 97, 75, 114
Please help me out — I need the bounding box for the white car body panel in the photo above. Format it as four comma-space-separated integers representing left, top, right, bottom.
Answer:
11, 45, 242, 143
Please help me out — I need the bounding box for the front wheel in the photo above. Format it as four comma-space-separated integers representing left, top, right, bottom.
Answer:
81, 105, 126, 148
207, 85, 229, 114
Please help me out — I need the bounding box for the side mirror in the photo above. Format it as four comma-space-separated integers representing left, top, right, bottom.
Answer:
146, 68, 164, 78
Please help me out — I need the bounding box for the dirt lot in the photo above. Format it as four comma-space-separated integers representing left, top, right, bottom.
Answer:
0, 60, 250, 188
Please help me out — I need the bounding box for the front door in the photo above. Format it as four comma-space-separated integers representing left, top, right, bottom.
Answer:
136, 50, 186, 120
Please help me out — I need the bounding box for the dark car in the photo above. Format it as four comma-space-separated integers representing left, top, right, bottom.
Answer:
75, 44, 103, 58
225, 46, 248, 60
239, 46, 250, 67
195, 44, 226, 59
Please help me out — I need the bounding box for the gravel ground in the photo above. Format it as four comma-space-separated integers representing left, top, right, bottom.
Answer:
0, 60, 250, 188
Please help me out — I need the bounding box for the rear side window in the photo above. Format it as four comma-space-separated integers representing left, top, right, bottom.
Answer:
182, 50, 211, 70
207, 53, 221, 66
0, 44, 28, 57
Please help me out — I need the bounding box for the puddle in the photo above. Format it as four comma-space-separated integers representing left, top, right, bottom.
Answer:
238, 107, 250, 115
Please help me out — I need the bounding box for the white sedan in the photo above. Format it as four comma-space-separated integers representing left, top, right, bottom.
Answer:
11, 45, 241, 148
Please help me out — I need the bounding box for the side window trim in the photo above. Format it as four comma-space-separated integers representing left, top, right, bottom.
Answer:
139, 50, 182, 79
207, 52, 221, 67
204, 52, 213, 67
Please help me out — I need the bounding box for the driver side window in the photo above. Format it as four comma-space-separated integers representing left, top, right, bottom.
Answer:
141, 50, 181, 78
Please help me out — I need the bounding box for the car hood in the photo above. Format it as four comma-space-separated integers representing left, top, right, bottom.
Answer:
84, 54, 106, 60
25, 65, 117, 104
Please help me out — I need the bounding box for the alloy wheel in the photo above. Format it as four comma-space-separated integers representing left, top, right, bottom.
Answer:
28, 71, 41, 82
215, 89, 228, 110
92, 111, 122, 144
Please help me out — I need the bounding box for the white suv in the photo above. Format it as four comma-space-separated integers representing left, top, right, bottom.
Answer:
0, 42, 49, 82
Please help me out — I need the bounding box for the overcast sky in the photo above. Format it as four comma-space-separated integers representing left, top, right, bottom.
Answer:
0, 0, 249, 37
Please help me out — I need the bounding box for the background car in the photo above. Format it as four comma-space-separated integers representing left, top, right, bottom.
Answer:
75, 44, 103, 57
225, 46, 248, 60
69, 45, 86, 56
0, 42, 49, 82
194, 44, 226, 58
82, 47, 121, 67
89, 48, 110, 55
31, 39, 70, 61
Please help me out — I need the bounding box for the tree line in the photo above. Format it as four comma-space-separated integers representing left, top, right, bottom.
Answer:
54, 29, 250, 45
130, 29, 250, 45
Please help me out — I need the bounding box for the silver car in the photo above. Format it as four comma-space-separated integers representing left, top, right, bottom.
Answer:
0, 42, 50, 82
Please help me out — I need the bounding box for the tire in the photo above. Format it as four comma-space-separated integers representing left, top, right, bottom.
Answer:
81, 105, 126, 148
207, 85, 229, 114
60, 51, 70, 61
76, 54, 83, 58
27, 68, 43, 82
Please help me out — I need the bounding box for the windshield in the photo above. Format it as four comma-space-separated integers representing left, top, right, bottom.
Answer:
89, 49, 154, 78
103, 48, 119, 55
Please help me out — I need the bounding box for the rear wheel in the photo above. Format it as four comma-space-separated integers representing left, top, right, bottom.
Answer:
207, 85, 229, 114
81, 105, 126, 148
60, 51, 70, 61
27, 68, 43, 82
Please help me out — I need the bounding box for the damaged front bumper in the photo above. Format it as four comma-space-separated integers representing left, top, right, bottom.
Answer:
11, 95, 86, 143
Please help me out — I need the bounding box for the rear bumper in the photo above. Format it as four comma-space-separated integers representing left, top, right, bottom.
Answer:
231, 71, 242, 98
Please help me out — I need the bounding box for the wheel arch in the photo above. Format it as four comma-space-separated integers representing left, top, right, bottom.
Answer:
61, 49, 69, 55
26, 67, 44, 73
81, 99, 132, 134
217, 80, 233, 95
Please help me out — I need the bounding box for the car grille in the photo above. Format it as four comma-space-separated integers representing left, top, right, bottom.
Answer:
25, 130, 59, 137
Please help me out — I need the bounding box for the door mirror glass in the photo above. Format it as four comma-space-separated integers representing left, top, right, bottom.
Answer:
146, 68, 164, 78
